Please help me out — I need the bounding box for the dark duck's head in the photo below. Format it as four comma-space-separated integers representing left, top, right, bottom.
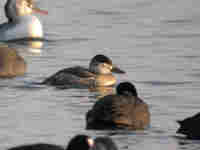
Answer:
116, 82, 138, 97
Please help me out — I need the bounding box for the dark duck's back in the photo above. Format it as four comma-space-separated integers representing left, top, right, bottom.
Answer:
7, 134, 95, 150
86, 82, 150, 130
7, 143, 63, 150
42, 66, 95, 87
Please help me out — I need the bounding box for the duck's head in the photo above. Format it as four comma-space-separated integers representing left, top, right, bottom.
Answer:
89, 54, 125, 75
116, 82, 138, 97
66, 134, 94, 150
5, 0, 48, 22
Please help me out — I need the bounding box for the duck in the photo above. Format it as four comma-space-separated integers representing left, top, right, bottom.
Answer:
0, 0, 48, 41
42, 54, 125, 87
0, 45, 26, 77
86, 82, 150, 130
7, 134, 118, 150
176, 112, 200, 139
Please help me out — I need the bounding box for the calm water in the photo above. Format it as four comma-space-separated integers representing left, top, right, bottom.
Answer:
0, 0, 200, 149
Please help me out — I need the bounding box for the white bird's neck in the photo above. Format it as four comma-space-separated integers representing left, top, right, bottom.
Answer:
0, 15, 43, 41
15, 15, 43, 38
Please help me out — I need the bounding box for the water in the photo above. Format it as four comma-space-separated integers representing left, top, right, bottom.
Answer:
0, 0, 200, 149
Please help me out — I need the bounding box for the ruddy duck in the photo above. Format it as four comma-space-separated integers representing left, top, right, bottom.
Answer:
0, 45, 26, 78
177, 112, 200, 139
0, 0, 48, 41
86, 82, 150, 130
42, 54, 125, 87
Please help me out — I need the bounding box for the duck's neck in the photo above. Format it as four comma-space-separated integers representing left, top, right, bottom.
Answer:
95, 74, 116, 86
11, 15, 43, 38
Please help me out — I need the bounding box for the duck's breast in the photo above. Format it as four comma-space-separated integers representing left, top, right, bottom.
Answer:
95, 74, 116, 86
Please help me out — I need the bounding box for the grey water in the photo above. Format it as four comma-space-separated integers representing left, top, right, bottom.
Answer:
0, 0, 200, 149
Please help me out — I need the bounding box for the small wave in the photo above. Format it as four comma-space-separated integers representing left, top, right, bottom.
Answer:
162, 19, 193, 24
88, 9, 122, 16
137, 81, 192, 86
176, 55, 200, 59
190, 73, 200, 78
55, 37, 95, 44
4, 37, 51, 43
159, 33, 200, 39
11, 81, 47, 90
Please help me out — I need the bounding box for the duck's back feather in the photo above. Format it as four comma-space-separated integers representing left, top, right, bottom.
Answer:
86, 95, 150, 130
42, 66, 95, 86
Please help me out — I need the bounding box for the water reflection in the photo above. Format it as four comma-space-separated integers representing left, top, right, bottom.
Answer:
0, 44, 26, 78
175, 136, 200, 150
54, 84, 114, 99
5, 38, 45, 54
89, 86, 115, 99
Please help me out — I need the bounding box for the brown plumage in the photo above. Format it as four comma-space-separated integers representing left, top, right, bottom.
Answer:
42, 55, 125, 87
86, 82, 150, 130
0, 45, 26, 78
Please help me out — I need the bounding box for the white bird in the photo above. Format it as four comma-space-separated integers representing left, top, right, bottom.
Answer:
0, 0, 48, 41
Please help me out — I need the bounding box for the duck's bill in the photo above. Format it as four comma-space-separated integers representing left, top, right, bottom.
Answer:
111, 66, 125, 74
32, 7, 48, 15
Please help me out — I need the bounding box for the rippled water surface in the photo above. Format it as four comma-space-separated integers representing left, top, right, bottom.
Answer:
1, 0, 200, 149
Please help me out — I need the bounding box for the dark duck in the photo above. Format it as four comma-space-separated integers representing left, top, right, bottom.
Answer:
177, 112, 200, 139
8, 134, 118, 150
86, 82, 150, 130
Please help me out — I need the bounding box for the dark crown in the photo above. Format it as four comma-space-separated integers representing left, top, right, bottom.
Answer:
91, 54, 112, 65
116, 82, 138, 96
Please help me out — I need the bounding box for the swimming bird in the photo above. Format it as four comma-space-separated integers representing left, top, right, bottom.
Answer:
177, 112, 200, 139
0, 45, 26, 77
86, 82, 150, 130
7, 134, 118, 150
42, 54, 125, 87
7, 134, 94, 150
0, 0, 48, 41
